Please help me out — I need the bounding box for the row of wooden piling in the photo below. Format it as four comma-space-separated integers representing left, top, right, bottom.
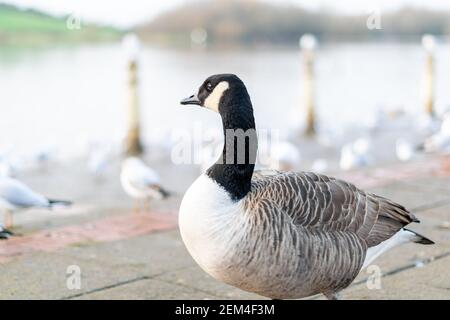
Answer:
300, 33, 438, 136
123, 34, 439, 155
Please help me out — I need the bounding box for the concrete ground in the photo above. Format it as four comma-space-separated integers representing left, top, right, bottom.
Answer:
0, 155, 449, 300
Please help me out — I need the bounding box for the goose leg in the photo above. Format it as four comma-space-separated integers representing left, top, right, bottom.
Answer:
324, 292, 341, 300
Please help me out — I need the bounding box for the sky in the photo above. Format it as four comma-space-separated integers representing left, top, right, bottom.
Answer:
2, 0, 450, 28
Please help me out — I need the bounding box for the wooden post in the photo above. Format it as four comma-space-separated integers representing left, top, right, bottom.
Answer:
300, 34, 317, 137
422, 34, 436, 117
123, 34, 143, 156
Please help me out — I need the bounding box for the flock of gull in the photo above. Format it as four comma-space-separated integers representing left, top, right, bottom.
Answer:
0, 71, 447, 299
0, 151, 170, 238
0, 98, 449, 240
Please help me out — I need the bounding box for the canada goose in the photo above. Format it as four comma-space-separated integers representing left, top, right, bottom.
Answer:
120, 157, 170, 212
179, 74, 434, 300
0, 176, 71, 229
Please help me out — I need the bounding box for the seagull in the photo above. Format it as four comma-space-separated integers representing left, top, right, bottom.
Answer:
424, 112, 450, 153
0, 161, 16, 178
396, 139, 415, 162
268, 141, 300, 171
0, 151, 20, 178
417, 113, 440, 136
311, 158, 329, 173
0, 176, 72, 228
120, 157, 170, 212
87, 143, 112, 179
29, 144, 57, 170
339, 138, 370, 171
0, 225, 15, 240
422, 112, 450, 171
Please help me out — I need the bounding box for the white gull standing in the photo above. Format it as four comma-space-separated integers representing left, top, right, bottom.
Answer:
268, 141, 300, 171
424, 112, 450, 153
339, 138, 371, 171
0, 176, 72, 229
120, 157, 170, 212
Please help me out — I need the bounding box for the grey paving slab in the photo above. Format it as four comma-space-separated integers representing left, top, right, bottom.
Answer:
419, 202, 450, 222
2, 161, 450, 300
351, 213, 449, 282
72, 278, 218, 300
0, 251, 144, 299
343, 256, 450, 300
2, 211, 447, 300
154, 265, 263, 300
59, 230, 195, 274
403, 176, 450, 196
366, 182, 450, 211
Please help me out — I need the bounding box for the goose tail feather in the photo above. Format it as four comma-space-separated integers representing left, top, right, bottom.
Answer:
403, 228, 435, 245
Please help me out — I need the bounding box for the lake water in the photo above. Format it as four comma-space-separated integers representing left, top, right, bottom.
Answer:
1, 42, 450, 159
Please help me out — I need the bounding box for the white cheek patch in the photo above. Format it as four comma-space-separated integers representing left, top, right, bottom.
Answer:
204, 81, 229, 112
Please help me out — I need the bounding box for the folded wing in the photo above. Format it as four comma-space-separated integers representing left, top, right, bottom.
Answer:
248, 171, 418, 248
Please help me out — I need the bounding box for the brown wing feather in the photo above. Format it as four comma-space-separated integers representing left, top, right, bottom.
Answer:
249, 170, 418, 248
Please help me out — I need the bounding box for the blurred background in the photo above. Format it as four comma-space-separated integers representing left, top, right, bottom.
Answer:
1, 0, 450, 166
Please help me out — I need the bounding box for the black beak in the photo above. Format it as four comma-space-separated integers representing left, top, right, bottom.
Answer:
180, 94, 201, 106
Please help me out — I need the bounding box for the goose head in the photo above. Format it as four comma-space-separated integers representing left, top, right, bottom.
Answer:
181, 74, 257, 201
181, 74, 254, 125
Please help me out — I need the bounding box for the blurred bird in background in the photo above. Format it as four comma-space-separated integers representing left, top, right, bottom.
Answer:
268, 141, 301, 171
0, 224, 15, 240
339, 138, 371, 170
120, 157, 171, 213
0, 176, 72, 229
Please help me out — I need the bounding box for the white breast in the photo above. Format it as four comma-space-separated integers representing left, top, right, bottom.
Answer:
179, 174, 243, 275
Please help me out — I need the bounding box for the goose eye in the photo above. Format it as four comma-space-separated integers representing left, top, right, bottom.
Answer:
206, 82, 213, 91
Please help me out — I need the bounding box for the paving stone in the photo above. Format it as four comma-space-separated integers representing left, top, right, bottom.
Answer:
2, 160, 450, 300
155, 265, 263, 300
343, 256, 450, 300
366, 182, 450, 211
59, 230, 195, 275
0, 252, 144, 299
352, 213, 450, 282
404, 176, 450, 196
419, 203, 450, 222
72, 278, 218, 300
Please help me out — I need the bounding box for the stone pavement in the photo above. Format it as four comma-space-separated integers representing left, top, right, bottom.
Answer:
0, 158, 449, 299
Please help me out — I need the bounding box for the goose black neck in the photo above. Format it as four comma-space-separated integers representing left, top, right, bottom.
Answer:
206, 85, 257, 201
